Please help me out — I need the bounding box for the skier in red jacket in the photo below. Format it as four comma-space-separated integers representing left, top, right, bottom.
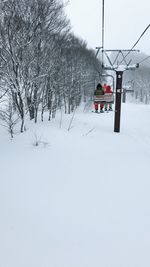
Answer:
104, 85, 113, 111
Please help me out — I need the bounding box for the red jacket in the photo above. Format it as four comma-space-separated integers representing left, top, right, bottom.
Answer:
105, 85, 113, 94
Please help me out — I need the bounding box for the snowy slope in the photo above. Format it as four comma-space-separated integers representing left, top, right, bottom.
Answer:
0, 102, 150, 267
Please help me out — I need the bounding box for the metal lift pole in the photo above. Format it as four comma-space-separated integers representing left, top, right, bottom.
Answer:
114, 71, 123, 132
102, 0, 105, 67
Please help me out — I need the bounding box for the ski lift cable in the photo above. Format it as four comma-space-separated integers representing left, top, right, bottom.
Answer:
118, 24, 150, 66
101, 0, 105, 67
137, 55, 150, 65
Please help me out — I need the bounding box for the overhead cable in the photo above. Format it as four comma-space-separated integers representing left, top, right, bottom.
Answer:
137, 55, 150, 65
118, 24, 150, 66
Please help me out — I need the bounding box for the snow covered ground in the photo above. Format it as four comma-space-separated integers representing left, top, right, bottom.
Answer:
0, 102, 150, 267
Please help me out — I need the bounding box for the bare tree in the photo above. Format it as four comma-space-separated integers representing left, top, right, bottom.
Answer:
0, 98, 19, 138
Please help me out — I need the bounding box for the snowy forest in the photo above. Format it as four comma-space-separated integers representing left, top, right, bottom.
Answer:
0, 0, 103, 137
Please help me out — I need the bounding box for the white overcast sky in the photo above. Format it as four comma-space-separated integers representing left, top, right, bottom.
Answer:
65, 0, 150, 55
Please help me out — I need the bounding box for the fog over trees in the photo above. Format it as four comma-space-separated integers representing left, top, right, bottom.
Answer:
123, 52, 150, 104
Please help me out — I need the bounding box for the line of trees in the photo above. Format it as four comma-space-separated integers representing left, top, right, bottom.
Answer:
123, 53, 150, 104
124, 67, 150, 104
0, 0, 102, 137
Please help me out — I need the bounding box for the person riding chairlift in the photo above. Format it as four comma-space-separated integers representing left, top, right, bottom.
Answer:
94, 83, 105, 113
104, 84, 113, 111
